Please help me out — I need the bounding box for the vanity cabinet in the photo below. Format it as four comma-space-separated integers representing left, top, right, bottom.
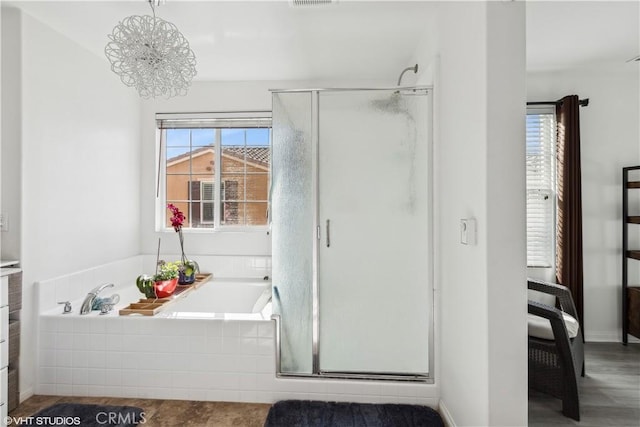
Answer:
0, 275, 8, 422
6, 272, 20, 412
0, 268, 21, 417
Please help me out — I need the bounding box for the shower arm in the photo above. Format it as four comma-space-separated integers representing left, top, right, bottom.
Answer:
396, 64, 419, 86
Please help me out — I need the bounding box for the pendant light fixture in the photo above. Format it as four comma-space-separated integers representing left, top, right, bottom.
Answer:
105, 0, 197, 99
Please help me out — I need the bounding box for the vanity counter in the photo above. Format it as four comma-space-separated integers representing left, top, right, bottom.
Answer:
0, 268, 21, 277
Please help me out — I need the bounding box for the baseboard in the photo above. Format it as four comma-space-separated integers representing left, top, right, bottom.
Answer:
438, 399, 456, 427
586, 331, 640, 343
20, 386, 34, 403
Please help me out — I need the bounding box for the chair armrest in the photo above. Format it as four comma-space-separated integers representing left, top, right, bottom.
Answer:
528, 299, 563, 321
528, 279, 579, 321
528, 300, 571, 343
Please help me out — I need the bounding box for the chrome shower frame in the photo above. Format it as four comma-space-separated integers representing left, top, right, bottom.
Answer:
270, 85, 435, 384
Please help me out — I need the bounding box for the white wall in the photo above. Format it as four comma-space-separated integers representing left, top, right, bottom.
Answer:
0, 0, 2, 268
436, 4, 488, 422
435, 2, 527, 426
0, 4, 2, 262
5, 9, 141, 399
1, 7, 22, 261
485, 3, 527, 424
528, 65, 640, 342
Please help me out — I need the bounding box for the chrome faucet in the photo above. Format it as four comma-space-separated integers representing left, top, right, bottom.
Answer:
80, 283, 115, 315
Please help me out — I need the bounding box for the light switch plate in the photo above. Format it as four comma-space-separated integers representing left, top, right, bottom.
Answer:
460, 218, 476, 245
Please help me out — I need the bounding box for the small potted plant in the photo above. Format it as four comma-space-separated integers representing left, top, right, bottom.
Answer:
153, 261, 179, 298
136, 274, 156, 299
179, 259, 200, 285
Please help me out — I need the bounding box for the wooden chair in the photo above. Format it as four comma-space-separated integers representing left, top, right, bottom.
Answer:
528, 279, 585, 421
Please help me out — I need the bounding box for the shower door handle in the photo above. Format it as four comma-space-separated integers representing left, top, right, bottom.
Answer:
326, 219, 331, 248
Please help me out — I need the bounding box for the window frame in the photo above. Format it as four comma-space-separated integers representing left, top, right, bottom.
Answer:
155, 111, 272, 233
526, 106, 557, 269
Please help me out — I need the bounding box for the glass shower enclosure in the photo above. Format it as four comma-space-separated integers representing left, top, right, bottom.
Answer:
271, 87, 433, 380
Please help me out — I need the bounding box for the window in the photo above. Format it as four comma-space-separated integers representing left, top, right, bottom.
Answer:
157, 112, 271, 230
526, 108, 556, 267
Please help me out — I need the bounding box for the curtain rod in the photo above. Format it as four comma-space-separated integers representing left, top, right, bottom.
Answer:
527, 98, 590, 107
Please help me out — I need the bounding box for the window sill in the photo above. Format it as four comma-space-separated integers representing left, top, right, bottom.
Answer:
158, 227, 270, 234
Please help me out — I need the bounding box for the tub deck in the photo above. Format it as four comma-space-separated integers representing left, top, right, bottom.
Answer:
119, 273, 212, 316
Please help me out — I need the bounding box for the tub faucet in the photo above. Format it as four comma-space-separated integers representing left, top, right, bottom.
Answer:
80, 283, 114, 315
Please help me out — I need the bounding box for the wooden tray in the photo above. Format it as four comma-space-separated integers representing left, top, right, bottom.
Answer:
119, 302, 165, 316
180, 273, 213, 288
137, 298, 172, 304
119, 273, 213, 316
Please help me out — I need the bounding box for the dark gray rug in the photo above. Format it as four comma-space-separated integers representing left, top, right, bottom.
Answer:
30, 403, 145, 427
264, 400, 444, 427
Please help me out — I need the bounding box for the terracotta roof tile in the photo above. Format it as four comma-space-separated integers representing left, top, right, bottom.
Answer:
223, 146, 270, 166
167, 145, 270, 166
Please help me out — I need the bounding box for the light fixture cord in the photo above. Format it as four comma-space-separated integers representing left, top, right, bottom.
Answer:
148, 0, 158, 43
148, 0, 157, 19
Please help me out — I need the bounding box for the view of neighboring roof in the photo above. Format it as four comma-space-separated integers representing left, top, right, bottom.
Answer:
167, 145, 270, 167
224, 147, 270, 166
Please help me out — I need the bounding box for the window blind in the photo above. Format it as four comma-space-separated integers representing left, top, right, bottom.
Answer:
201, 182, 215, 223
526, 112, 556, 267
156, 112, 272, 129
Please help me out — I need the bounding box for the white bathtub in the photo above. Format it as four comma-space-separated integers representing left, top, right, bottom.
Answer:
37, 276, 277, 401
160, 278, 272, 319
41, 277, 272, 320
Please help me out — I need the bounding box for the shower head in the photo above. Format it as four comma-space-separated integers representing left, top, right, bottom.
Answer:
396, 64, 419, 86
370, 91, 408, 115
370, 64, 422, 115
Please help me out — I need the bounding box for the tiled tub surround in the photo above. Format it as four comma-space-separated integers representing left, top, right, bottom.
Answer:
36, 256, 437, 405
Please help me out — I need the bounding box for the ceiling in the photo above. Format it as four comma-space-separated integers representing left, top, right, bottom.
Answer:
526, 1, 639, 72
6, 1, 640, 81
9, 0, 438, 82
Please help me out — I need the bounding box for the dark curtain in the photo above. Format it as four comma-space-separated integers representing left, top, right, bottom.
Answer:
555, 95, 584, 331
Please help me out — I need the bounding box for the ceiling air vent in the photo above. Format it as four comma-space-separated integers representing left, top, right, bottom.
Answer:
289, 0, 337, 7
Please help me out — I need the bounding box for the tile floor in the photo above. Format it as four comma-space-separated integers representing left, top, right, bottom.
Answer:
9, 395, 270, 427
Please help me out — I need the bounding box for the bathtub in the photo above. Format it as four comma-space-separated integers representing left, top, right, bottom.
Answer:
37, 276, 278, 402
160, 278, 272, 319
41, 277, 273, 319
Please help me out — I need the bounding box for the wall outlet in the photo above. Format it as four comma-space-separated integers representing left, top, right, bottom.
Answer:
0, 212, 8, 232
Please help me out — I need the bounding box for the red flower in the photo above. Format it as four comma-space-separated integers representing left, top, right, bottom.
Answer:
167, 204, 185, 232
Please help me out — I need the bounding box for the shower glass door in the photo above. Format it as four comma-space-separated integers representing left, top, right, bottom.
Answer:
317, 89, 431, 375
271, 92, 314, 375
272, 88, 432, 378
